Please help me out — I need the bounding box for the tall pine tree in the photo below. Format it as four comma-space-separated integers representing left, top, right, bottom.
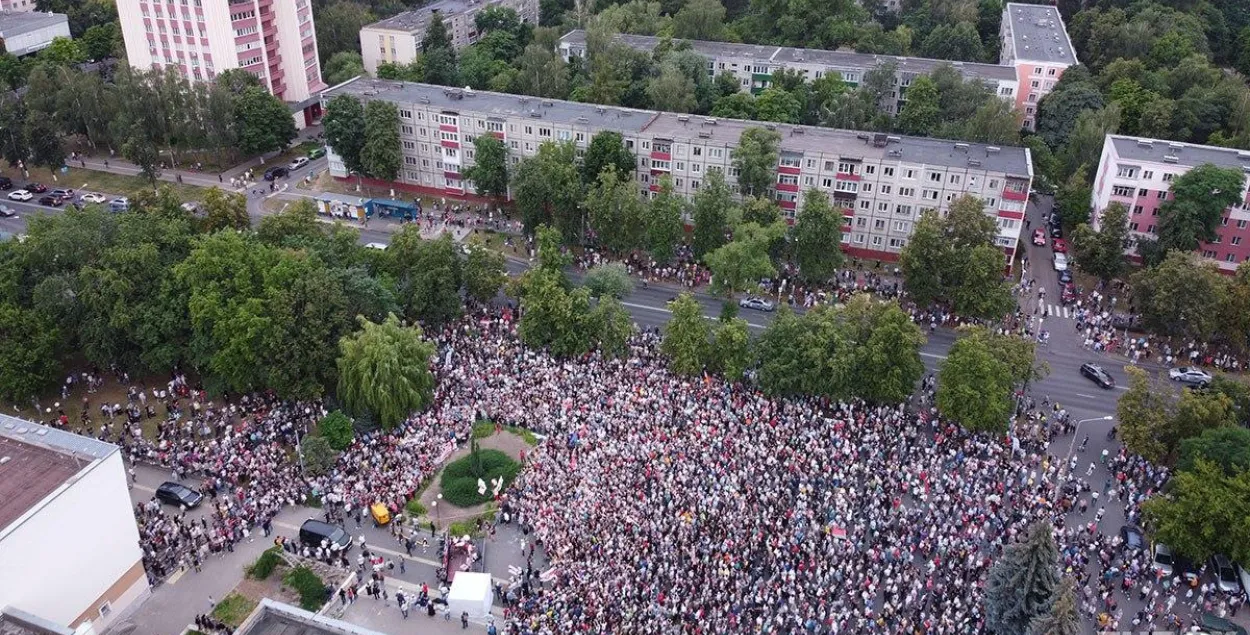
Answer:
1026, 578, 1081, 635
984, 521, 1061, 635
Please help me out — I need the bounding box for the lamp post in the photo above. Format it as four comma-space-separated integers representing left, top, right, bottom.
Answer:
1067, 415, 1114, 460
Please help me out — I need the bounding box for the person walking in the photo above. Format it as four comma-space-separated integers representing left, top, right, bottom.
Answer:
461, 611, 469, 628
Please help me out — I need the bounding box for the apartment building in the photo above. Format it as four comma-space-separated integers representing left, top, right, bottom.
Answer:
999, 3, 1077, 132
323, 78, 1033, 262
116, 0, 325, 119
1091, 135, 1250, 273
558, 30, 1019, 117
360, 0, 538, 75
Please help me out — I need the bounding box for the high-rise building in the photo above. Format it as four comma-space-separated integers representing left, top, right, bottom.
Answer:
359, 0, 538, 75
998, 3, 1077, 132
116, 0, 325, 108
1090, 135, 1250, 273
0, 417, 149, 634
322, 78, 1034, 263
558, 30, 1021, 117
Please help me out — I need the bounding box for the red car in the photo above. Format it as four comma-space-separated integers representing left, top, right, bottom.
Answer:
1032, 228, 1046, 246
1053, 238, 1068, 253
24, 183, 46, 193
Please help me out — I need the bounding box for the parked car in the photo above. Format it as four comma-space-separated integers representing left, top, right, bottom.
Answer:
0, 176, 12, 190
1198, 612, 1247, 635
181, 202, 200, 213
263, 166, 289, 181
738, 296, 776, 312
1119, 525, 1145, 551
1238, 563, 1250, 600
155, 481, 203, 508
1058, 270, 1073, 284
1152, 543, 1176, 577
1032, 228, 1046, 246
308, 147, 326, 160
1050, 224, 1062, 238
1080, 363, 1116, 389
0, 205, 15, 218
299, 519, 351, 551
24, 182, 46, 193
1053, 252, 1069, 271
1212, 554, 1240, 593
38, 194, 63, 207
7, 189, 31, 201
365, 242, 388, 250
1052, 238, 1068, 253
1168, 366, 1213, 388
49, 188, 73, 200
79, 192, 106, 204
287, 157, 310, 171
109, 197, 130, 212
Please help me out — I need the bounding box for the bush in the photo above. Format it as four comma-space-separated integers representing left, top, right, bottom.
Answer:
318, 410, 354, 451
405, 498, 427, 517
506, 425, 539, 447
447, 518, 481, 538
283, 566, 328, 611
300, 435, 337, 475
472, 420, 496, 439
211, 593, 257, 627
247, 547, 282, 580
439, 444, 521, 508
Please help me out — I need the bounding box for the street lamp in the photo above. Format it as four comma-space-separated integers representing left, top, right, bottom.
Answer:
1066, 415, 1114, 460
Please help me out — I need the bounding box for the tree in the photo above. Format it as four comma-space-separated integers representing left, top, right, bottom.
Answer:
403, 234, 463, 326
754, 307, 810, 396
316, 2, 375, 66
1054, 166, 1092, 230
1026, 578, 1081, 635
1071, 203, 1127, 283
465, 134, 509, 199
1035, 81, 1105, 149
704, 222, 780, 297
475, 5, 522, 35
361, 100, 401, 181
673, 0, 726, 39
81, 22, 119, 61
710, 317, 751, 381
300, 435, 337, 476
661, 293, 711, 375
896, 75, 940, 136
323, 95, 367, 175
732, 127, 781, 197
1156, 164, 1247, 254
647, 63, 699, 114
984, 522, 1061, 635
791, 189, 843, 282
938, 333, 1014, 433
336, 313, 437, 430
1117, 365, 1177, 463
589, 296, 635, 358
234, 86, 297, 156
0, 303, 60, 402
200, 187, 250, 232
581, 131, 636, 185
38, 36, 84, 66
754, 88, 801, 123
644, 176, 685, 265
1131, 251, 1227, 341
919, 22, 986, 62
25, 110, 64, 171
1143, 461, 1250, 566
949, 244, 1014, 320
582, 262, 634, 299
1178, 426, 1250, 475
317, 410, 355, 451
323, 51, 366, 86
690, 169, 737, 258
585, 166, 645, 253
463, 240, 507, 304
898, 210, 945, 306
513, 141, 583, 241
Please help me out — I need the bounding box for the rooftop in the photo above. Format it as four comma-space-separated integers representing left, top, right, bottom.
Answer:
0, 416, 116, 532
237, 599, 387, 635
560, 30, 1018, 83
0, 11, 67, 39
1108, 135, 1250, 173
363, 0, 497, 33
324, 78, 1033, 176
1002, 3, 1076, 65
0, 607, 74, 635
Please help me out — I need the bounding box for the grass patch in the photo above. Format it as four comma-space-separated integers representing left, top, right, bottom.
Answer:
506, 426, 539, 447
440, 444, 521, 507
405, 498, 427, 518
18, 165, 206, 201
211, 593, 257, 628
472, 420, 497, 439
246, 547, 282, 580
282, 566, 327, 611
447, 518, 482, 538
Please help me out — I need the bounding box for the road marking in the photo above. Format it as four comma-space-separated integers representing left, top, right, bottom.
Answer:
165, 567, 186, 585
617, 300, 767, 330
1075, 393, 1102, 399
134, 483, 155, 493
919, 352, 947, 360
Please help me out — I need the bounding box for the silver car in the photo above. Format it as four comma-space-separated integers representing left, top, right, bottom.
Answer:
1168, 366, 1212, 388
738, 296, 776, 312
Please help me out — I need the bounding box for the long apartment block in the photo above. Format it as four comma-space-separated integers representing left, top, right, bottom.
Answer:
323, 78, 1033, 262
557, 30, 1021, 117
360, 0, 538, 75
1091, 135, 1250, 273
999, 3, 1077, 131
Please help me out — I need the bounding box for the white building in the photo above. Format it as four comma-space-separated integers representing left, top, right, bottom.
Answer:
0, 11, 69, 56
1090, 135, 1250, 273
116, 0, 326, 122
0, 417, 149, 635
558, 30, 1020, 117
998, 3, 1077, 131
0, 0, 36, 14
360, 0, 538, 75
322, 79, 1034, 263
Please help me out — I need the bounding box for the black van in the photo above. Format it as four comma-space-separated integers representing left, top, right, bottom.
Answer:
299, 519, 351, 551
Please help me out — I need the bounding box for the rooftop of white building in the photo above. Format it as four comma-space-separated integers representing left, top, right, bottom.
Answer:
1002, 3, 1077, 65
364, 0, 500, 33
0, 415, 116, 533
236, 599, 388, 635
560, 30, 1018, 83
1108, 135, 1250, 172
0, 10, 67, 40
324, 77, 1033, 177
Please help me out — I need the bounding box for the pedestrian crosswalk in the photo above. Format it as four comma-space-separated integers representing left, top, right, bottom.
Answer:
1043, 304, 1074, 319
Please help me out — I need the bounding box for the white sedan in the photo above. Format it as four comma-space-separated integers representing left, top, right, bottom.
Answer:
7, 189, 31, 201
79, 192, 107, 204
1168, 367, 1212, 387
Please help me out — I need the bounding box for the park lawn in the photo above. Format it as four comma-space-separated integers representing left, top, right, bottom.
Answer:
211, 593, 257, 628
12, 364, 197, 441
18, 165, 206, 201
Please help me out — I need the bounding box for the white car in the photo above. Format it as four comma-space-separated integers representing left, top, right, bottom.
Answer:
1053, 252, 1069, 271
0, 204, 15, 217
79, 192, 106, 204
365, 242, 388, 250
7, 190, 31, 201
738, 296, 776, 312
1168, 366, 1212, 387
1152, 543, 1175, 577
287, 157, 310, 171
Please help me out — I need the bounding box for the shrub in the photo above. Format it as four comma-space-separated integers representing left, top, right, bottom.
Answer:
283, 566, 328, 611
472, 419, 496, 439
405, 498, 427, 517
300, 435, 337, 475
211, 593, 257, 627
506, 425, 539, 447
447, 518, 481, 538
439, 444, 521, 507
318, 410, 355, 451
247, 547, 282, 580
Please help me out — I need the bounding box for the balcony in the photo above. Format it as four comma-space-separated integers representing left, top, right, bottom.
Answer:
775, 182, 799, 193
1002, 188, 1028, 202
777, 164, 801, 175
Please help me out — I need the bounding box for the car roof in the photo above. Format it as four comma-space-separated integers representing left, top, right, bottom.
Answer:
157, 481, 189, 491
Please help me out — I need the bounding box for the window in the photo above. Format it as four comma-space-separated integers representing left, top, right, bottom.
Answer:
880, 185, 892, 195
878, 202, 889, 211
838, 162, 855, 174
835, 181, 858, 193
692, 147, 702, 156
883, 167, 895, 177
1133, 205, 1143, 215
1162, 173, 1175, 182
988, 179, 999, 190
895, 204, 912, 216
538, 127, 551, 138
928, 172, 942, 182
1112, 186, 1133, 197
1116, 165, 1138, 178
903, 169, 915, 179
1238, 220, 1248, 229
922, 189, 939, 200
860, 200, 871, 210
1228, 254, 1237, 263
862, 183, 873, 193
899, 187, 915, 197
1233, 237, 1242, 246
865, 165, 876, 175
948, 174, 960, 185
1143, 170, 1153, 180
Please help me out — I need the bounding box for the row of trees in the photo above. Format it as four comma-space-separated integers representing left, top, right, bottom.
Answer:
322, 94, 403, 181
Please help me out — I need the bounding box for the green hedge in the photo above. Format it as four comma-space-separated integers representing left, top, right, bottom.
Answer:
447, 518, 481, 538
472, 420, 496, 439
283, 566, 327, 611
405, 498, 427, 517
247, 547, 282, 580
211, 593, 257, 627
439, 448, 521, 508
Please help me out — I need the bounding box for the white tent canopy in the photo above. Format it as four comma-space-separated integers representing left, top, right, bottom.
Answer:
447, 571, 493, 619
